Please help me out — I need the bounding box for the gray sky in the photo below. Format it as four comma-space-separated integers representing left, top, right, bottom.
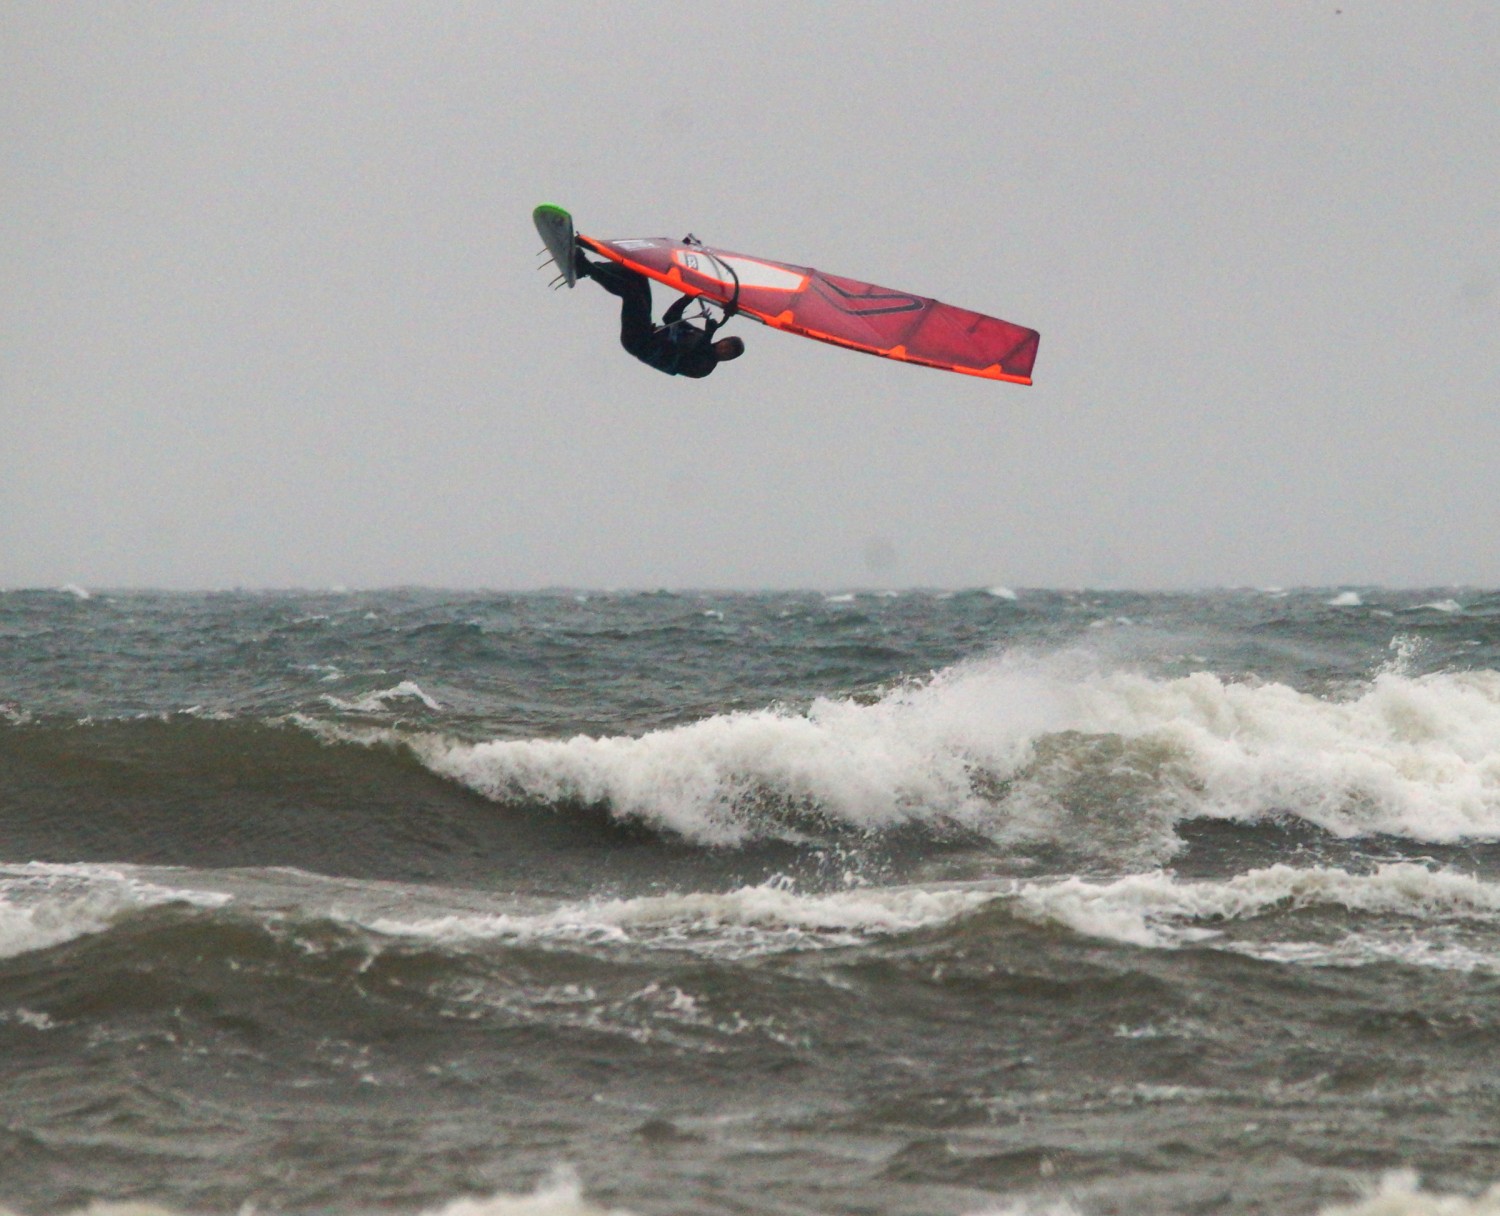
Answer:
4, 2, 1498, 591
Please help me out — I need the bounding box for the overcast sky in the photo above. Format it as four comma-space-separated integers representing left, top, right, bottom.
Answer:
4, 2, 1498, 591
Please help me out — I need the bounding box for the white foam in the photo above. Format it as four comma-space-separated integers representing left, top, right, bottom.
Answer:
409, 658, 1064, 844
1067, 665, 1500, 841
6, 1169, 1491, 1216
324, 680, 442, 714
14, 855, 1497, 973
1011, 862, 1500, 961
987, 586, 1019, 600
1328, 591, 1364, 607
298, 858, 1500, 972
963, 1199, 1084, 1216
359, 881, 996, 958
58, 583, 91, 600
1416, 599, 1463, 614
961, 1172, 1500, 1216
0, 862, 232, 961
1318, 1171, 1500, 1216
420, 1169, 633, 1216
0, 1168, 635, 1216
396, 646, 1500, 847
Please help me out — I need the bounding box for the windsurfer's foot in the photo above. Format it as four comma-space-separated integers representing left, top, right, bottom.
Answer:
573, 250, 593, 279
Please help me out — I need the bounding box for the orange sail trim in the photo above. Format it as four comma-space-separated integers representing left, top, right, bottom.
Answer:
578, 234, 1038, 385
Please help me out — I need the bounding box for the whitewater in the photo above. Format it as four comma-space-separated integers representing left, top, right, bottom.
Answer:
395, 652, 1500, 846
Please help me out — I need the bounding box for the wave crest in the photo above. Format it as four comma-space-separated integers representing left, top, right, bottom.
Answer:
319, 651, 1500, 851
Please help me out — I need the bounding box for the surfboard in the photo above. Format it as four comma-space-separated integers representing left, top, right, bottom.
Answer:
533, 204, 577, 288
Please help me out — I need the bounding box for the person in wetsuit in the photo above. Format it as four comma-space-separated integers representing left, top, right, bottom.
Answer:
576, 248, 744, 378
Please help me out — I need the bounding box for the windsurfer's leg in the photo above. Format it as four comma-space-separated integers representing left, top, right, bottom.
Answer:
584, 263, 654, 352
620, 278, 653, 350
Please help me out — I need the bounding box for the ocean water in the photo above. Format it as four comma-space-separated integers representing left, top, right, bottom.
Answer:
5, 586, 1500, 1216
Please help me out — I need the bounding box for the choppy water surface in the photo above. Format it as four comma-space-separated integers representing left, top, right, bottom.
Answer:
5, 586, 1500, 1216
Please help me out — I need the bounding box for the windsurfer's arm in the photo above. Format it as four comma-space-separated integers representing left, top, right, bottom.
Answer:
661, 292, 733, 340
706, 298, 737, 338
698, 297, 739, 340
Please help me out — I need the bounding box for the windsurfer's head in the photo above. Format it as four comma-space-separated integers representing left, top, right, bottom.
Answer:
713, 336, 745, 362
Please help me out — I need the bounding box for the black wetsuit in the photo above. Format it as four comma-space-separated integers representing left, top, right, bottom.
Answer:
581, 258, 725, 378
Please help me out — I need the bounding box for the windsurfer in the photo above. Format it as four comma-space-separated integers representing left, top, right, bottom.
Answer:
575, 249, 743, 378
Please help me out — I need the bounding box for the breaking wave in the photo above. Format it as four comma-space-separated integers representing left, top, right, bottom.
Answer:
367, 651, 1500, 850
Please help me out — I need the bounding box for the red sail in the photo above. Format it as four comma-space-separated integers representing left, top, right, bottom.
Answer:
579, 234, 1038, 385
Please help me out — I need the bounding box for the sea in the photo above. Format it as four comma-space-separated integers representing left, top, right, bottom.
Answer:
4, 585, 1500, 1216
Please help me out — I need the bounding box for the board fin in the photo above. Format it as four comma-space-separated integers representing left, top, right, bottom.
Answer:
532, 204, 578, 289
